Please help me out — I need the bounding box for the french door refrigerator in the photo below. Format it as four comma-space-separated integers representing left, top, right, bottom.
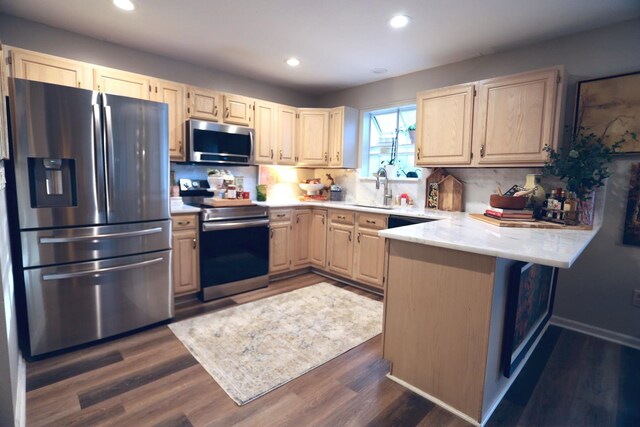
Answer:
7, 78, 173, 358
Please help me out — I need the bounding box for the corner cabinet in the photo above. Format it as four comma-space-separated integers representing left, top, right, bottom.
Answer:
415, 66, 564, 167
415, 83, 475, 166
171, 214, 199, 295
297, 109, 330, 166
474, 67, 563, 166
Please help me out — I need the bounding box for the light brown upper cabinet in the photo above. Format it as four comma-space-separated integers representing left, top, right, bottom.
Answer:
415, 66, 563, 167
93, 67, 152, 100
328, 106, 358, 168
153, 79, 185, 161
10, 48, 91, 89
415, 83, 475, 166
474, 67, 563, 166
277, 105, 298, 165
297, 108, 330, 166
186, 86, 221, 122
254, 100, 278, 164
222, 93, 254, 126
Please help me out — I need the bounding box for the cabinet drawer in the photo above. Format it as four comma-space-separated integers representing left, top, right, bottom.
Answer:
172, 214, 198, 230
269, 209, 292, 222
330, 210, 355, 225
357, 213, 387, 230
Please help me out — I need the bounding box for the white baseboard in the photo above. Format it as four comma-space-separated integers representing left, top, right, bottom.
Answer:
550, 315, 640, 350
14, 354, 25, 427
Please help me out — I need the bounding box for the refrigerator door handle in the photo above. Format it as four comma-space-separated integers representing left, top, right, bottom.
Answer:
42, 257, 163, 281
39, 227, 163, 244
103, 98, 114, 217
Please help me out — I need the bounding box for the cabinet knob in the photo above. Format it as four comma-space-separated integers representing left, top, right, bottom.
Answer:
192, 237, 196, 249
225, 107, 229, 118
270, 149, 274, 159
416, 147, 421, 160
480, 144, 485, 158
348, 231, 352, 242
178, 141, 183, 153
322, 217, 325, 225
357, 232, 361, 243
277, 213, 285, 218
177, 220, 190, 226
324, 152, 328, 162
336, 151, 340, 162
270, 229, 274, 238
279, 150, 283, 160
366, 219, 376, 224
214, 107, 218, 117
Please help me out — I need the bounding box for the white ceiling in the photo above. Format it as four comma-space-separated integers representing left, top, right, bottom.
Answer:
0, 0, 639, 95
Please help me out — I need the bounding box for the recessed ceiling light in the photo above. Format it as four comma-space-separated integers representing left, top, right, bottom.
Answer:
389, 14, 411, 29
113, 0, 135, 11
371, 68, 388, 74
286, 57, 300, 67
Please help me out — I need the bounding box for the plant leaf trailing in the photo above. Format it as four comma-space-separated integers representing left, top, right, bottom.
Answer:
543, 119, 637, 200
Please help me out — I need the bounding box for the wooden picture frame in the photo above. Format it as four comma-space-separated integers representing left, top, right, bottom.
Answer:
575, 71, 640, 153
623, 163, 640, 246
501, 262, 558, 378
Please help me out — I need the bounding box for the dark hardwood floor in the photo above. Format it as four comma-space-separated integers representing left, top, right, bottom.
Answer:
25, 273, 639, 426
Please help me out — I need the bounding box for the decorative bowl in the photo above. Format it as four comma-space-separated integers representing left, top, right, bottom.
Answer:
299, 182, 325, 195
489, 194, 528, 209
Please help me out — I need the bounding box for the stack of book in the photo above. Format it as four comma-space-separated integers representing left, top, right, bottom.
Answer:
484, 207, 534, 221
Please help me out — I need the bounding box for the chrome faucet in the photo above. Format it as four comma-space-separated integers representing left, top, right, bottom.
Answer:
376, 166, 393, 206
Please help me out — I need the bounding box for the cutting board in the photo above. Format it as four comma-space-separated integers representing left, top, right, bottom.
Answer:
203, 198, 254, 207
469, 213, 593, 230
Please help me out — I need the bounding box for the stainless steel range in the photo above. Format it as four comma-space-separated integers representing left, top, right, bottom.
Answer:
197, 204, 269, 301
180, 181, 269, 301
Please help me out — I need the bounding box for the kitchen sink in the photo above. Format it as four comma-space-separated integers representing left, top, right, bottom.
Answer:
349, 203, 394, 210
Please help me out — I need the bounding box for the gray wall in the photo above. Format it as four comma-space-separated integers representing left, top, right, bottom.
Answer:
321, 18, 640, 340
0, 14, 315, 107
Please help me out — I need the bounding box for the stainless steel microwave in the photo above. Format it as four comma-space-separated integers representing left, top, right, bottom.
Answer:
186, 119, 254, 165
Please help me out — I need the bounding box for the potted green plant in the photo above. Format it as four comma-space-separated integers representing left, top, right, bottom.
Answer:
543, 124, 637, 225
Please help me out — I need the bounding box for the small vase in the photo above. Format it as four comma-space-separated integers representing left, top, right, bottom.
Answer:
577, 191, 596, 226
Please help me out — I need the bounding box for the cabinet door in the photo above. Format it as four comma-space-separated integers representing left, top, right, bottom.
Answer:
415, 83, 475, 166
292, 209, 311, 267
94, 67, 151, 99
277, 105, 297, 165
269, 222, 291, 273
474, 67, 561, 166
310, 210, 327, 268
354, 228, 386, 288
154, 80, 185, 161
11, 48, 90, 89
298, 109, 330, 166
328, 107, 344, 167
172, 229, 199, 295
327, 223, 354, 277
223, 93, 254, 126
187, 87, 221, 121
254, 100, 277, 164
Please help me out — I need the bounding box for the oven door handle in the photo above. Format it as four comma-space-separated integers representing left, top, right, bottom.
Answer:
202, 218, 269, 232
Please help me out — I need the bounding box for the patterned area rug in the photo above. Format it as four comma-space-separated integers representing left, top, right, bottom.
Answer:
169, 282, 383, 405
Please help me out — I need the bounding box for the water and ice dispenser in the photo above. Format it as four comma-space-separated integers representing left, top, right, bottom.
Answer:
28, 157, 77, 208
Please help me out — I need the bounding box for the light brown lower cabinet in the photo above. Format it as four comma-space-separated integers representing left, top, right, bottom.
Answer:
291, 209, 311, 267
309, 209, 327, 268
269, 221, 291, 273
171, 214, 199, 295
327, 222, 354, 277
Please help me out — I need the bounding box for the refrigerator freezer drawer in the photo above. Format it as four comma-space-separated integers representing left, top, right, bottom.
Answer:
24, 250, 173, 357
21, 220, 171, 268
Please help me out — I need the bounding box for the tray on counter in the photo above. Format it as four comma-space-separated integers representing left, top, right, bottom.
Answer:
469, 213, 593, 230
203, 198, 255, 207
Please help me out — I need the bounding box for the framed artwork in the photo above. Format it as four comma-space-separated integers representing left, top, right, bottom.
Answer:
575, 71, 640, 153
623, 163, 640, 246
501, 262, 557, 378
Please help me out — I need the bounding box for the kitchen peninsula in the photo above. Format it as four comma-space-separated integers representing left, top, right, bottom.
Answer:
378, 215, 600, 426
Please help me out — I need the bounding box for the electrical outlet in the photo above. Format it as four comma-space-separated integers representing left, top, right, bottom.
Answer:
633, 290, 640, 308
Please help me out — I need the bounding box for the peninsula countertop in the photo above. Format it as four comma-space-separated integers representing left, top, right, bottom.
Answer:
171, 199, 599, 268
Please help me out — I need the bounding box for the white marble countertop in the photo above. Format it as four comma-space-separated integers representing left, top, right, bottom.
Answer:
171, 198, 598, 268
170, 204, 201, 214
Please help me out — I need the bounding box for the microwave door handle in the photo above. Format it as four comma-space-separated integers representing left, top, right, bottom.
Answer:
202, 218, 269, 232
42, 257, 163, 281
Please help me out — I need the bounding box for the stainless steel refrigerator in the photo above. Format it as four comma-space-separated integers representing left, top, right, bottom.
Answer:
7, 78, 173, 358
